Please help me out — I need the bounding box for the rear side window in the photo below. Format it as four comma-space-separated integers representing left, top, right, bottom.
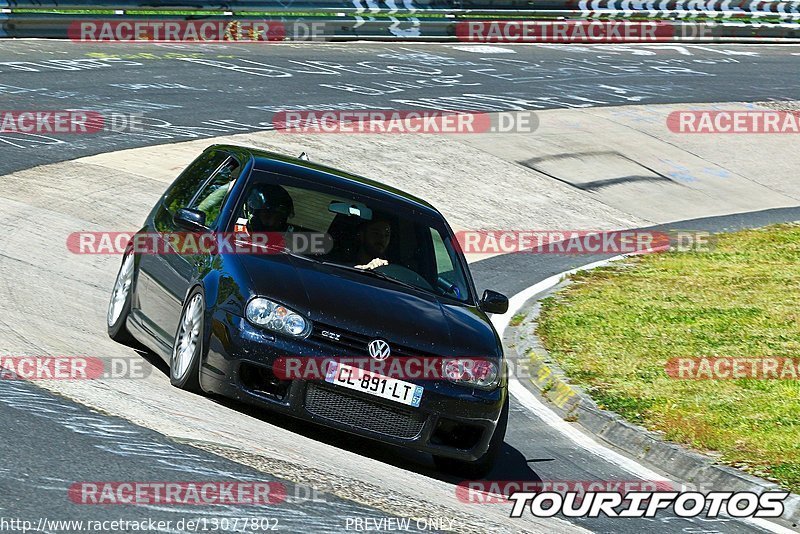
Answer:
162, 150, 228, 215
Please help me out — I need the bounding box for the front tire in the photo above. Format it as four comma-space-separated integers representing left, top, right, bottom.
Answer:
107, 251, 136, 345
433, 394, 509, 479
170, 288, 205, 392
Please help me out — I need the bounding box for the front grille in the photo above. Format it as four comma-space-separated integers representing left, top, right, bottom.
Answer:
310, 323, 437, 358
304, 383, 426, 440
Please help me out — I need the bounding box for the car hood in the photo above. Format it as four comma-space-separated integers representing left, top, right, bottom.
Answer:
236, 254, 500, 358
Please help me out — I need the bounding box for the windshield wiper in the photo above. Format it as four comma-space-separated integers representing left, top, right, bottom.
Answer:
235, 236, 324, 263
319, 261, 423, 293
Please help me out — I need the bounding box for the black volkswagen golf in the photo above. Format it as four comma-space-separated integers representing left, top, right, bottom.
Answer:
107, 144, 510, 477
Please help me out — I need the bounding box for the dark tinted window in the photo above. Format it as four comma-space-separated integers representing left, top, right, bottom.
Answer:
191, 158, 242, 228
233, 171, 473, 303
430, 228, 469, 302
162, 150, 228, 215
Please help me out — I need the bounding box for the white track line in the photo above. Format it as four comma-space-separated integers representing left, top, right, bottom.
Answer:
491, 255, 796, 534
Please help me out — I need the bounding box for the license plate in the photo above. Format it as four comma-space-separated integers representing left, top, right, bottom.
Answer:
325, 362, 423, 408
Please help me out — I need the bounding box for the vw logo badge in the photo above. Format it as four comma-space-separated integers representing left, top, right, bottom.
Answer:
367, 339, 391, 361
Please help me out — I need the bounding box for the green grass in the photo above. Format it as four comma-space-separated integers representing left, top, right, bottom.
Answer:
537, 223, 800, 492
510, 313, 527, 327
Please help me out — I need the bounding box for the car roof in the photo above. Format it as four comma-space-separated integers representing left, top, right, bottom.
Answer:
210, 144, 442, 217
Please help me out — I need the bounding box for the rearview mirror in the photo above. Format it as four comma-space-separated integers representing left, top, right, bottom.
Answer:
328, 201, 372, 220
173, 208, 207, 230
479, 289, 509, 315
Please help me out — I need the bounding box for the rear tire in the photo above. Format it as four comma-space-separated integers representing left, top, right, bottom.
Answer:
170, 288, 205, 392
433, 395, 509, 479
107, 251, 136, 345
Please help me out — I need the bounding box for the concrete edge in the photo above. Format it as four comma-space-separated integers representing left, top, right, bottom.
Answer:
503, 273, 800, 530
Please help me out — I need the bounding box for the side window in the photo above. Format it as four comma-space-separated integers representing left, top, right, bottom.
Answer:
191, 158, 241, 229
430, 228, 468, 300
162, 150, 228, 215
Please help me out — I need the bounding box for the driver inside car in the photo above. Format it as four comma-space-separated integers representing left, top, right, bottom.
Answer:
235, 184, 295, 234
354, 218, 392, 270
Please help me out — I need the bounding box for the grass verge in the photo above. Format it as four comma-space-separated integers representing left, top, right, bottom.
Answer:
537, 223, 800, 492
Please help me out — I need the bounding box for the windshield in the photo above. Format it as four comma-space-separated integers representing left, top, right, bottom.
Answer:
230, 170, 472, 303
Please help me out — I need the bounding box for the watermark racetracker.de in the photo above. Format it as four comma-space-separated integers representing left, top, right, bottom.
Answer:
271, 110, 539, 134
67, 231, 333, 256
666, 357, 800, 379
69, 481, 286, 505
69, 19, 339, 42
454, 20, 727, 43
456, 479, 676, 504
0, 516, 280, 533
667, 110, 800, 134
454, 229, 715, 255
0, 356, 150, 380
0, 111, 144, 135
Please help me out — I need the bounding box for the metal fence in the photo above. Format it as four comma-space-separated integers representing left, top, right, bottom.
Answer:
3, 0, 800, 11
2, 0, 800, 41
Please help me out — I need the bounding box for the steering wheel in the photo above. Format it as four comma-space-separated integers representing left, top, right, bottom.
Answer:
374, 264, 434, 290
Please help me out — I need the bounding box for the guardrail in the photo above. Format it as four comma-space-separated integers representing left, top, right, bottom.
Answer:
3, 0, 800, 11
2, 1, 800, 41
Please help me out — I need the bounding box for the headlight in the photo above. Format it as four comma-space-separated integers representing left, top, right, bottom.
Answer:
443, 358, 499, 390
246, 298, 310, 338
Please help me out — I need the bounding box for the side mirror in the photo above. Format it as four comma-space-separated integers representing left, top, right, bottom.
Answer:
173, 208, 207, 231
479, 289, 509, 314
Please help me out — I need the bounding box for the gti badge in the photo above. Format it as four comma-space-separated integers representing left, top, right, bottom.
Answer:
367, 339, 391, 361
320, 330, 341, 342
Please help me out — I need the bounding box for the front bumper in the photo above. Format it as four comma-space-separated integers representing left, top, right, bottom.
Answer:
200, 311, 506, 461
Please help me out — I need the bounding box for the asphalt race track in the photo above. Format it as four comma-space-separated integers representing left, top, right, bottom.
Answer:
1, 40, 799, 175
1, 40, 800, 533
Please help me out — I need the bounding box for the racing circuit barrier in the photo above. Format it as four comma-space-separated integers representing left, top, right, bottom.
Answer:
1, 0, 800, 41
